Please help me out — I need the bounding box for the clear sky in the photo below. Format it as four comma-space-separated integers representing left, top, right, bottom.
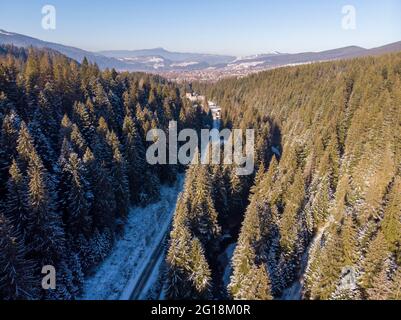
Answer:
1, 0, 400, 56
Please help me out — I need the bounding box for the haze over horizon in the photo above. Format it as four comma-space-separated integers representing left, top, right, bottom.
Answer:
1, 0, 400, 56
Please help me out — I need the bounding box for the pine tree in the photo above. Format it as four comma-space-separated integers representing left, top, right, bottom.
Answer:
16, 121, 36, 170
189, 165, 221, 254
61, 152, 93, 237
229, 167, 245, 219
240, 265, 273, 300
93, 82, 115, 129
28, 120, 56, 172
0, 213, 37, 300
188, 238, 212, 299
93, 117, 113, 166
36, 82, 60, 146
229, 242, 257, 299
381, 175, 401, 263
0, 107, 21, 142
141, 169, 161, 205
165, 202, 193, 300
166, 189, 216, 300
110, 146, 130, 220
366, 258, 394, 300
390, 266, 401, 300
59, 114, 73, 146
211, 165, 229, 226
279, 168, 305, 254
0, 110, 21, 193
3, 160, 30, 239
0, 60, 19, 107
361, 232, 389, 294
70, 124, 87, 158
26, 151, 65, 267
252, 162, 266, 194
122, 115, 146, 204
24, 49, 40, 111
83, 147, 116, 231
72, 102, 94, 143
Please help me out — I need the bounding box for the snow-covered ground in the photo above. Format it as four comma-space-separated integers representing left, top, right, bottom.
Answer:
171, 61, 199, 67
227, 61, 264, 70
219, 242, 237, 287
81, 176, 184, 300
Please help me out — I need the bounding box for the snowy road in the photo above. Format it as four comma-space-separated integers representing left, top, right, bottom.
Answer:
81, 176, 184, 300
128, 230, 168, 300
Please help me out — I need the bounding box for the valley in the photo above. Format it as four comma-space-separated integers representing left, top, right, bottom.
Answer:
1, 2, 401, 302
2, 29, 401, 82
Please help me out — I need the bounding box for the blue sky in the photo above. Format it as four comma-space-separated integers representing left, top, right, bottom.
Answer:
1, 0, 400, 56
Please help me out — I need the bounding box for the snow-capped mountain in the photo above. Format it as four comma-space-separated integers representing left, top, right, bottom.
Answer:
0, 29, 235, 71
1, 29, 400, 76
0, 29, 145, 71
99, 47, 235, 66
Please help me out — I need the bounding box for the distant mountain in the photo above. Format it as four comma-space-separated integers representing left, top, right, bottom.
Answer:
0, 29, 234, 71
1, 29, 400, 77
213, 43, 401, 77
225, 45, 378, 70
99, 48, 235, 65
0, 29, 141, 71
363, 41, 401, 56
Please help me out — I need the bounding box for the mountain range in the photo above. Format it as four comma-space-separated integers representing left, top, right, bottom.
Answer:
1, 29, 401, 76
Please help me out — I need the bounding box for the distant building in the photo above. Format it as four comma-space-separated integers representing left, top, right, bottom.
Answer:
185, 92, 205, 103
209, 102, 222, 120
186, 94, 221, 119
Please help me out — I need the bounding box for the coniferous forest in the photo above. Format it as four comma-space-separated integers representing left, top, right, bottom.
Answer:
0, 44, 400, 300
167, 52, 401, 300
0, 45, 210, 299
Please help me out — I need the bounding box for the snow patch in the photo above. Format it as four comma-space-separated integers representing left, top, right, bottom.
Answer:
233, 55, 262, 62
81, 176, 184, 300
148, 57, 164, 63
0, 30, 13, 36
272, 146, 281, 157
119, 57, 140, 62
227, 61, 264, 70
221, 243, 237, 287
153, 63, 165, 69
171, 61, 199, 67
233, 52, 281, 62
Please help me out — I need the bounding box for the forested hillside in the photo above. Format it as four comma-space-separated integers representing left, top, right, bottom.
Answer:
168, 53, 401, 300
1, 43, 400, 301
0, 45, 210, 300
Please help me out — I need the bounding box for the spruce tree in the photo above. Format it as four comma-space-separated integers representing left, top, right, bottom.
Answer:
122, 115, 146, 204
3, 160, 30, 239
0, 110, 21, 199
0, 213, 36, 300
188, 238, 212, 299
83, 147, 116, 232
110, 146, 130, 221
189, 164, 221, 254
61, 152, 93, 238
25, 150, 65, 270
16, 121, 36, 170
72, 102, 94, 143
165, 201, 193, 300
70, 124, 87, 158
381, 175, 401, 263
